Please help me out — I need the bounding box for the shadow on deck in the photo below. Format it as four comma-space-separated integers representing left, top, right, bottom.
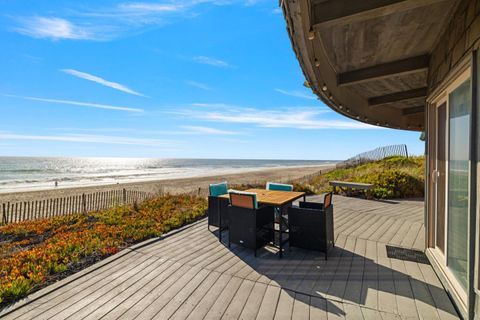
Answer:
0, 196, 459, 319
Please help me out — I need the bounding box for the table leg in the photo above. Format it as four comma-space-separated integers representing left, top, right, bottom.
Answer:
275, 205, 284, 259
278, 204, 291, 259
279, 209, 282, 259
218, 199, 222, 242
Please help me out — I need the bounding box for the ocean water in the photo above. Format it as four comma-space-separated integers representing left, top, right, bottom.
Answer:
0, 157, 335, 193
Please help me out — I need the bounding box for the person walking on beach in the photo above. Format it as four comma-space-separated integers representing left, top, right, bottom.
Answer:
54, 180, 58, 188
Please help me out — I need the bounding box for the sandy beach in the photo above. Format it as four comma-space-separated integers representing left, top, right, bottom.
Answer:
0, 165, 332, 203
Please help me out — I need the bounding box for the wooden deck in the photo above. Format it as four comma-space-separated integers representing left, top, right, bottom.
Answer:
0, 196, 459, 319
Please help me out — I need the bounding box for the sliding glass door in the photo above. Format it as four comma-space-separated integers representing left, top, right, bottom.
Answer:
447, 77, 471, 290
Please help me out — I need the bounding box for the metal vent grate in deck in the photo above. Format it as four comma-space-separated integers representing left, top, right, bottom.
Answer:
386, 245, 430, 265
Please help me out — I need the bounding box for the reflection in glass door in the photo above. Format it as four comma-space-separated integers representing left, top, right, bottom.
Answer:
447, 78, 471, 290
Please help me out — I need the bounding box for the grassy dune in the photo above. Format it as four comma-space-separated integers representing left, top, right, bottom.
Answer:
234, 156, 425, 199
297, 156, 425, 199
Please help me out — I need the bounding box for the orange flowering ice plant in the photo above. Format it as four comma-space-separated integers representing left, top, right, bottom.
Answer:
0, 194, 207, 306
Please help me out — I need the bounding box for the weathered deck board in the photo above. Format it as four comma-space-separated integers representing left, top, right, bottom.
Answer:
417, 264, 459, 320
218, 278, 254, 319
185, 273, 233, 319
376, 242, 398, 315
390, 258, 419, 319
152, 268, 211, 319
168, 271, 222, 320
310, 296, 328, 319
237, 281, 267, 319
0, 196, 459, 320
292, 293, 310, 320
274, 289, 295, 319
255, 284, 281, 319
203, 276, 243, 319
101, 260, 183, 319
12, 251, 146, 320
343, 238, 365, 304
361, 240, 379, 311
404, 260, 441, 319
66, 257, 170, 319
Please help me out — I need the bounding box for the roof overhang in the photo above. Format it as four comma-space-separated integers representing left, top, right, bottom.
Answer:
281, 0, 459, 131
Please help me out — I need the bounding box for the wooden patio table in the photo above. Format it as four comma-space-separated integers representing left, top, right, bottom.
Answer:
221, 188, 306, 258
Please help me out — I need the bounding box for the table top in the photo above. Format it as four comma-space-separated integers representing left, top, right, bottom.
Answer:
220, 188, 305, 206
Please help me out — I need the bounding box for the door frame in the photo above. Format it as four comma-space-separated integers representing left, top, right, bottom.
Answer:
434, 97, 447, 256
428, 66, 472, 307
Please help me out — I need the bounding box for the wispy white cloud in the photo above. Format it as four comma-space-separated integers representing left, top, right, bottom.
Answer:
180, 125, 238, 135
52, 126, 238, 136
272, 8, 282, 14
0, 133, 175, 146
49, 125, 243, 137
186, 80, 213, 91
118, 3, 185, 13
61, 69, 146, 97
12, 1, 265, 41
177, 104, 379, 130
3, 94, 143, 113
192, 56, 230, 67
190, 103, 233, 108
245, 0, 267, 6
275, 88, 316, 100
52, 127, 136, 133
14, 17, 95, 40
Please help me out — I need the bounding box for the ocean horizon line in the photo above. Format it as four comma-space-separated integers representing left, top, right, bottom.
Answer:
0, 157, 337, 193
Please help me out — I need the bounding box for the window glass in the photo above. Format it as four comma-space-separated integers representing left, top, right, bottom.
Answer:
447, 78, 471, 290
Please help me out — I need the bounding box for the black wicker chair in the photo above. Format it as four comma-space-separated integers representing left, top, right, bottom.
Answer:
288, 192, 334, 259
208, 182, 229, 241
227, 191, 274, 257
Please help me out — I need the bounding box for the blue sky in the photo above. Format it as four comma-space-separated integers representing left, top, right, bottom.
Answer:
0, 0, 424, 160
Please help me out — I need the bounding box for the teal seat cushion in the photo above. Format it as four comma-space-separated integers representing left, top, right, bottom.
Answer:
266, 182, 294, 192
209, 182, 228, 196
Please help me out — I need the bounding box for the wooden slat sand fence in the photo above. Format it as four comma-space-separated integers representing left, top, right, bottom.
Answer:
1, 189, 154, 226
296, 167, 336, 182
337, 144, 409, 168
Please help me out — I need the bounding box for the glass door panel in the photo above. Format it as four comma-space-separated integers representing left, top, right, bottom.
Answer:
447, 78, 471, 290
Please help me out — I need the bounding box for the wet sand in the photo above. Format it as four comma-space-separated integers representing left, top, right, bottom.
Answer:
0, 165, 333, 203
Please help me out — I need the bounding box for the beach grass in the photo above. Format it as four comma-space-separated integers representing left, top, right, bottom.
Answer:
0, 194, 207, 307
296, 156, 425, 199
232, 156, 425, 199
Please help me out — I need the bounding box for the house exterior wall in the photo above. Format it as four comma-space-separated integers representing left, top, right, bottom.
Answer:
429, 0, 480, 93
426, 0, 480, 319
428, 0, 480, 93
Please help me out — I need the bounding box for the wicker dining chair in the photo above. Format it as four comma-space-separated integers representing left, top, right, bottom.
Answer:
288, 192, 334, 259
208, 182, 229, 241
227, 190, 274, 257
266, 182, 294, 226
